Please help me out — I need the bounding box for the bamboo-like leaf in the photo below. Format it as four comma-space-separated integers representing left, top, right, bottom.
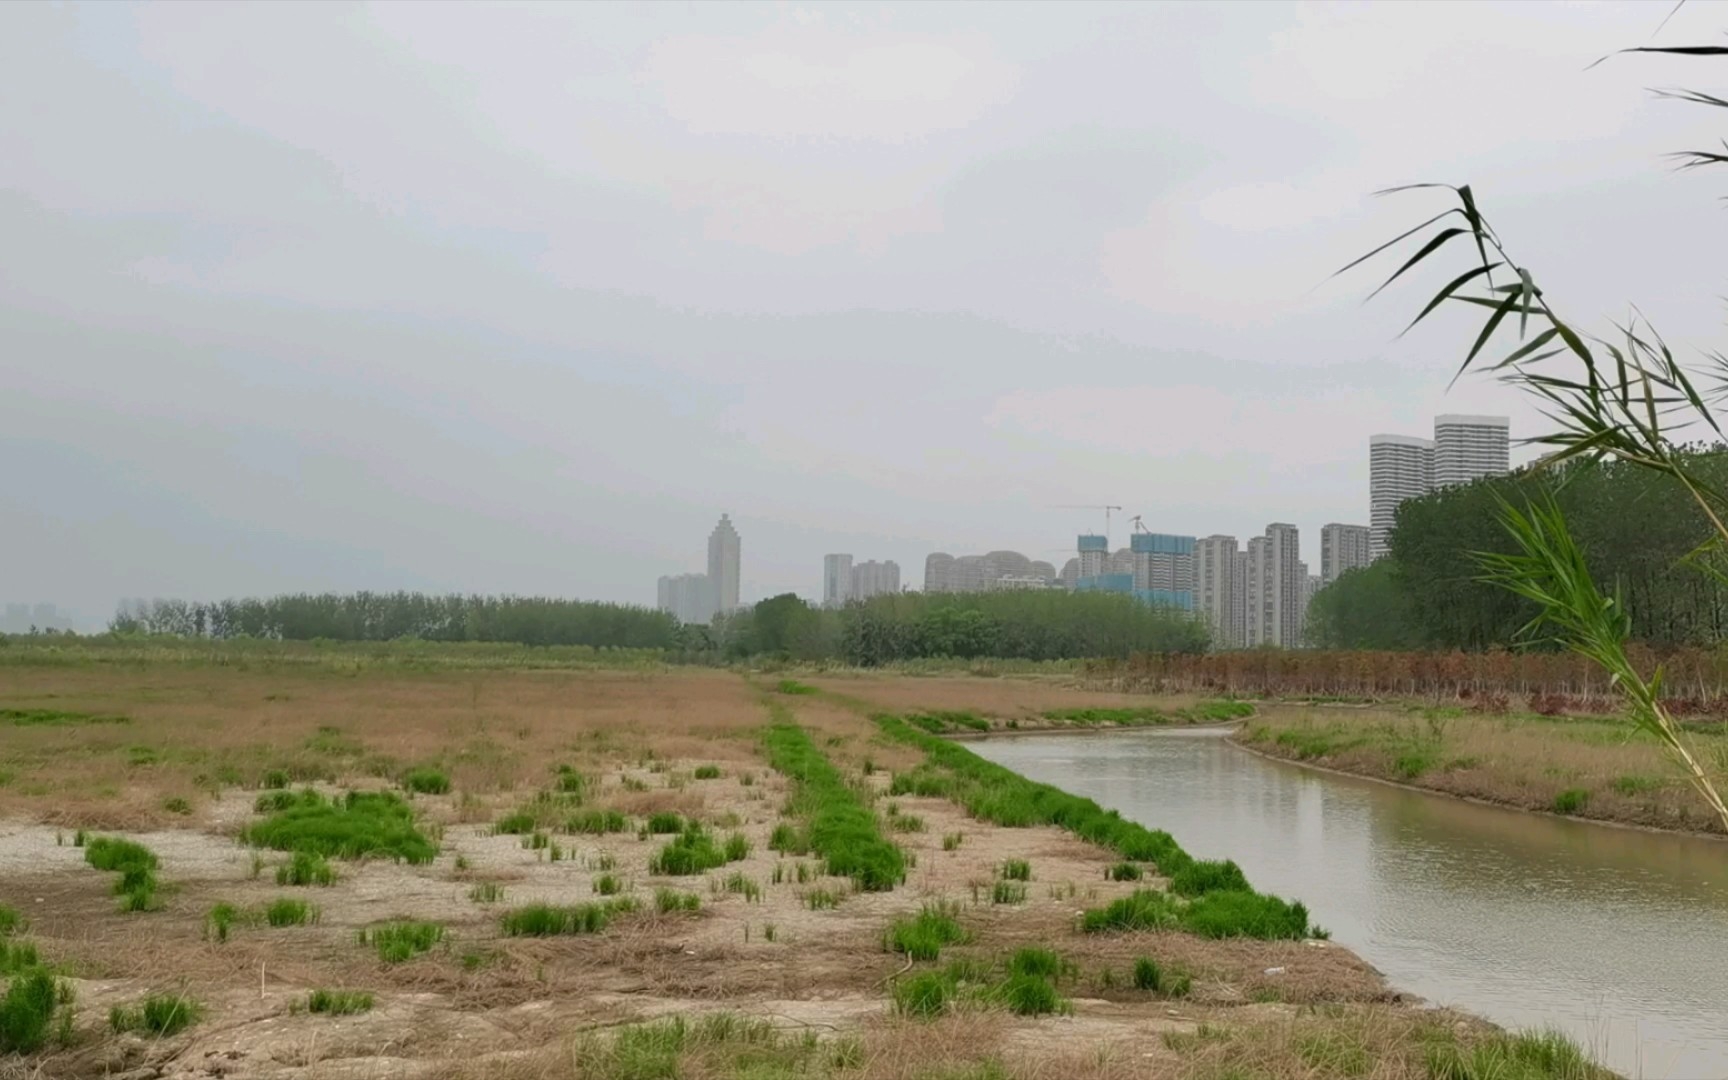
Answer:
1401, 262, 1501, 338
1368, 228, 1468, 300
1459, 287, 1527, 375
1329, 209, 1460, 280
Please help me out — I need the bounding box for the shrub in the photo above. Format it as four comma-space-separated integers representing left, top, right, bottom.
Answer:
1181, 891, 1311, 941
646, 812, 685, 835
1080, 890, 1179, 933
0, 969, 60, 1053
566, 809, 628, 834
1132, 957, 1161, 992
650, 827, 727, 876
892, 971, 953, 1018
1168, 859, 1249, 898
885, 903, 966, 962
654, 889, 701, 914
693, 765, 723, 780
1108, 862, 1143, 882
266, 898, 316, 927
361, 921, 444, 962
554, 766, 588, 795
276, 851, 336, 887
401, 767, 450, 796
244, 791, 436, 864
307, 989, 374, 1016
1007, 947, 1060, 979
1552, 788, 1590, 815
999, 859, 1030, 881
109, 992, 201, 1037
499, 900, 636, 937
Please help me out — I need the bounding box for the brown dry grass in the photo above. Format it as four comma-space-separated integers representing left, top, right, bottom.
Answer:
1239, 703, 1728, 835
0, 659, 1547, 1079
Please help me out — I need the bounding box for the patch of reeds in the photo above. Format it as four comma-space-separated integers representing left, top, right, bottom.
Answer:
84, 836, 160, 912
885, 902, 966, 962
306, 989, 374, 1016
654, 889, 701, 914
359, 921, 444, 962
649, 825, 728, 875
109, 992, 200, 1037
499, 899, 637, 936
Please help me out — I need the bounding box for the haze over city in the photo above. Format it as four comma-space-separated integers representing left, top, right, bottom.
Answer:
5, 2, 1720, 623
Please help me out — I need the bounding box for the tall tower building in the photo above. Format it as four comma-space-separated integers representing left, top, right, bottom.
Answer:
1369, 434, 1434, 561
823, 554, 853, 608
1195, 535, 1241, 649
1434, 415, 1510, 488
1265, 523, 1302, 648
1077, 535, 1108, 579
850, 559, 901, 601
1319, 524, 1371, 585
707, 514, 741, 614
1244, 537, 1269, 648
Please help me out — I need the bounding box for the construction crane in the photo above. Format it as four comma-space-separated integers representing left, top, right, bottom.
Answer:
1129, 515, 1149, 535
1052, 504, 1123, 547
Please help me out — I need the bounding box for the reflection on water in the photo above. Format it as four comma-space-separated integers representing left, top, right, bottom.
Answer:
971, 730, 1728, 1080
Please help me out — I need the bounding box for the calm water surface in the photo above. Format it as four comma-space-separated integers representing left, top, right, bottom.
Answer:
970, 729, 1728, 1080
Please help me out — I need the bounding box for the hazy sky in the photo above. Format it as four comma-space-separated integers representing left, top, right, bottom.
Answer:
5, 1, 1726, 624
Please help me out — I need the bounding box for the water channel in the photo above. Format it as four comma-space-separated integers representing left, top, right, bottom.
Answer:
969, 728, 1728, 1080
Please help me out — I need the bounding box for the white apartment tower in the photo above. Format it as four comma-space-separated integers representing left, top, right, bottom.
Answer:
1265, 523, 1302, 648
1369, 434, 1434, 561
1231, 550, 1249, 648
850, 559, 901, 600
822, 554, 853, 608
1319, 523, 1371, 585
707, 514, 741, 614
1434, 415, 1511, 488
656, 573, 714, 625
1195, 535, 1241, 649
1244, 536, 1269, 648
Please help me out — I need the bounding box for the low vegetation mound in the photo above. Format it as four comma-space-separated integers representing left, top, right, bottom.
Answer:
763, 714, 905, 891
500, 899, 638, 936
243, 790, 436, 864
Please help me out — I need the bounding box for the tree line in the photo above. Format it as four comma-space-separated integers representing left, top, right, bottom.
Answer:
1305, 449, 1728, 651
110, 588, 1210, 663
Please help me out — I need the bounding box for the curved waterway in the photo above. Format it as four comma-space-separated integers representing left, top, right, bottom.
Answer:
970, 729, 1728, 1080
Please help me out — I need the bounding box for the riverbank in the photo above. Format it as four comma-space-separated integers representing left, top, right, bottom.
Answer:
1231, 703, 1728, 836
0, 658, 1610, 1078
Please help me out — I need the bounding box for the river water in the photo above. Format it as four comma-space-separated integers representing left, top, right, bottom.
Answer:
969, 729, 1728, 1080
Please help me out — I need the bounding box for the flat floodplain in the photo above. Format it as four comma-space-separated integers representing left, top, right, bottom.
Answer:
0, 645, 1604, 1079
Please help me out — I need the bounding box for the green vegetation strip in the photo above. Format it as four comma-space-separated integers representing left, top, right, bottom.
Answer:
878, 715, 1316, 940
84, 836, 161, 912
763, 707, 905, 891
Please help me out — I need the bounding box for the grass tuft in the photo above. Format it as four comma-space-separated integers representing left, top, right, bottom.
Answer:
276, 851, 336, 887
244, 790, 435, 864
401, 767, 450, 795
109, 992, 200, 1037
999, 858, 1030, 881
892, 970, 954, 1018
0, 968, 62, 1053
1006, 947, 1060, 979
654, 888, 701, 914
646, 812, 685, 834
1108, 861, 1143, 882
1552, 788, 1590, 815
265, 897, 316, 927
650, 825, 728, 876
1080, 889, 1179, 933
360, 921, 444, 963
499, 900, 637, 936
693, 765, 723, 780
885, 902, 966, 961
307, 989, 374, 1016
1168, 858, 1249, 897
565, 808, 628, 834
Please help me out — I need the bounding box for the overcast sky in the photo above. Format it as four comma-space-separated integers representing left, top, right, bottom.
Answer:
4, 1, 1726, 624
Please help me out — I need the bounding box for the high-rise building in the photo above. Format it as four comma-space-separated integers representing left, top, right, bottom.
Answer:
656, 573, 714, 625
1369, 434, 1434, 561
924, 550, 1050, 592
823, 554, 853, 608
1265, 523, 1302, 648
1077, 535, 1108, 579
1059, 558, 1080, 589
1434, 414, 1510, 488
1302, 571, 1322, 644
1196, 535, 1241, 649
707, 514, 741, 614
850, 559, 901, 600
1244, 536, 1269, 648
1319, 523, 1371, 585
1131, 532, 1196, 608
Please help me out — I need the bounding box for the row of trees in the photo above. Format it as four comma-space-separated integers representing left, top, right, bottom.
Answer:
1305, 450, 1728, 651
110, 593, 681, 649
109, 588, 1210, 664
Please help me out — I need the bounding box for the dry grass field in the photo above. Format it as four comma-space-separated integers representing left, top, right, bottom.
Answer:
1236, 703, 1728, 835
0, 651, 1601, 1079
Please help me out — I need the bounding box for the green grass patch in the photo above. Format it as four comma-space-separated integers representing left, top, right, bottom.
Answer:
991, 881, 1027, 905
565, 808, 628, 834
892, 970, 954, 1018
693, 765, 723, 780
764, 714, 905, 891
1042, 707, 1170, 726
906, 710, 990, 734
942, 832, 963, 851
307, 989, 374, 1016
1426, 1027, 1605, 1080
84, 836, 160, 912
1, 707, 127, 727
646, 812, 685, 835
469, 882, 505, 904
499, 899, 637, 937
1181, 890, 1311, 940
401, 767, 450, 795
999, 858, 1030, 881
244, 790, 435, 864
1611, 775, 1660, 796
804, 888, 841, 910
654, 888, 701, 914
1552, 788, 1591, 815
554, 765, 588, 795
1108, 861, 1143, 882
265, 898, 317, 927
1168, 859, 1249, 897
997, 973, 1065, 1016
1006, 947, 1060, 979
593, 873, 623, 896
650, 825, 728, 875
0, 940, 41, 975
775, 679, 818, 695
885, 902, 967, 962
0, 904, 22, 937
1132, 956, 1162, 991
163, 797, 193, 816
261, 769, 290, 790
276, 851, 336, 887
360, 921, 444, 962
0, 968, 61, 1053
205, 903, 242, 943
768, 822, 810, 854
109, 992, 200, 1037
1081, 889, 1180, 933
